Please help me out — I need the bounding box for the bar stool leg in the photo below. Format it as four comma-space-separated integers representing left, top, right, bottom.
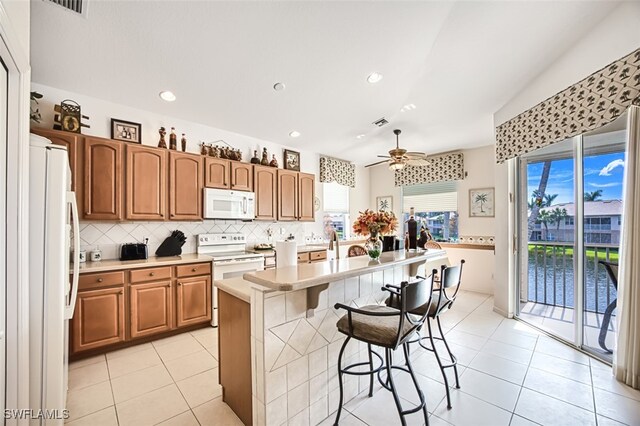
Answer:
367, 343, 375, 397
436, 316, 460, 389
427, 317, 452, 409
333, 337, 350, 426
403, 342, 429, 426
385, 348, 407, 426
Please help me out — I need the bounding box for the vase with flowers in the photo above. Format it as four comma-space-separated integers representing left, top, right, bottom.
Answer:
352, 209, 398, 261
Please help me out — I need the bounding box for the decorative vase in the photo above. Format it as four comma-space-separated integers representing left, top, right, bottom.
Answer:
365, 232, 382, 261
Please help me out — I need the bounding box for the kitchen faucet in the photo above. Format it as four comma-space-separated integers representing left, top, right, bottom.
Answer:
328, 230, 340, 260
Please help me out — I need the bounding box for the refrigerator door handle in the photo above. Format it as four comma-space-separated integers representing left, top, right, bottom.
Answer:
65, 191, 80, 320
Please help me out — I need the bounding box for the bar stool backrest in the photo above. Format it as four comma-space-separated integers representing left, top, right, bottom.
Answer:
598, 260, 619, 291
392, 274, 436, 348
433, 260, 465, 317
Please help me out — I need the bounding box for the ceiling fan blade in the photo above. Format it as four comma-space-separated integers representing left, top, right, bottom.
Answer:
405, 158, 430, 167
377, 155, 391, 158
365, 159, 390, 168
404, 152, 428, 158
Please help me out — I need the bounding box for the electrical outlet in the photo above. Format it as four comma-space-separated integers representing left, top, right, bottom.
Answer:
279, 227, 285, 235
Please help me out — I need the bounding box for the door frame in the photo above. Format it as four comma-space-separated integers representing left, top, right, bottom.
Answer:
0, 3, 31, 421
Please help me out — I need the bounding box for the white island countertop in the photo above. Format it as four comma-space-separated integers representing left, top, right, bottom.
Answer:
243, 249, 447, 292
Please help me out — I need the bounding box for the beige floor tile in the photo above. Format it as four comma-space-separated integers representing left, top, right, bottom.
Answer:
176, 368, 223, 408
65, 406, 117, 426
66, 381, 114, 421
190, 326, 218, 349
351, 386, 425, 426
515, 388, 596, 426
154, 335, 205, 363
434, 389, 512, 426
152, 332, 195, 348
164, 349, 218, 381
69, 354, 106, 371
192, 397, 243, 425
68, 362, 110, 391
155, 410, 200, 426
105, 342, 154, 360
106, 347, 162, 379
593, 387, 640, 425
111, 364, 173, 403
523, 367, 594, 411
115, 384, 189, 426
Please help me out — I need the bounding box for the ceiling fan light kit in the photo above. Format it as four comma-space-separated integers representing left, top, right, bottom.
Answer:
366, 128, 430, 170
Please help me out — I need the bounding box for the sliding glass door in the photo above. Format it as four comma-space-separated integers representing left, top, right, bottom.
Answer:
516, 112, 628, 362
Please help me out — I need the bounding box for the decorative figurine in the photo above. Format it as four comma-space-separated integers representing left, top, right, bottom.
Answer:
407, 207, 418, 250
236, 149, 243, 162
200, 142, 208, 155
53, 99, 90, 133
250, 150, 260, 164
269, 154, 278, 168
181, 134, 187, 152
169, 127, 177, 150
260, 148, 269, 166
158, 127, 167, 148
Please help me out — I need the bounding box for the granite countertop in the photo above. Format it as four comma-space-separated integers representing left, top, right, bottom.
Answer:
213, 277, 272, 303
243, 249, 448, 292
74, 253, 214, 273
247, 240, 367, 257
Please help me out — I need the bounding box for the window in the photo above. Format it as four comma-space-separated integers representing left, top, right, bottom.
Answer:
402, 182, 458, 241
323, 182, 350, 240
565, 217, 574, 225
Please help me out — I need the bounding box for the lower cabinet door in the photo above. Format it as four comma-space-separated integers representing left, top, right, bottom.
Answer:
130, 281, 173, 339
72, 287, 125, 353
176, 276, 211, 327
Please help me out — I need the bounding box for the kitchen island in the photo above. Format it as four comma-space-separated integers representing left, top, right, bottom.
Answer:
214, 249, 448, 425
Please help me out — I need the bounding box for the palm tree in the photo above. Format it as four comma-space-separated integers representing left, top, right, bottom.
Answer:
549, 208, 568, 241
543, 193, 558, 207
584, 190, 603, 201
474, 193, 488, 213
537, 210, 551, 240
528, 161, 552, 239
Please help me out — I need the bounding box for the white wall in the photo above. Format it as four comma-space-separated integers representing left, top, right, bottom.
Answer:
492, 1, 640, 316
368, 163, 402, 220
456, 145, 496, 237
1, 0, 29, 56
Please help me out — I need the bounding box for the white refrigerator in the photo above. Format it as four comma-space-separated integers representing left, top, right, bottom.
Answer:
29, 134, 80, 424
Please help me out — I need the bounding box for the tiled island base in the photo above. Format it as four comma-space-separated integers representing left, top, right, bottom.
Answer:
251, 265, 426, 425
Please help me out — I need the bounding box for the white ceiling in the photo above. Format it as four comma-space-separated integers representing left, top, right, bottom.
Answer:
30, 1, 619, 165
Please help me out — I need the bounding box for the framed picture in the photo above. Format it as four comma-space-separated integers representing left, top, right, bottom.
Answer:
111, 118, 141, 143
469, 187, 495, 217
376, 196, 393, 212
284, 149, 300, 171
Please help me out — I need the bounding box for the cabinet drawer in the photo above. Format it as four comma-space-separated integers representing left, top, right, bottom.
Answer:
130, 266, 172, 283
297, 252, 310, 263
176, 263, 212, 278
79, 271, 125, 290
310, 251, 327, 261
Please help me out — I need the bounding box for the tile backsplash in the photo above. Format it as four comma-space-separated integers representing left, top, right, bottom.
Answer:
77, 220, 308, 260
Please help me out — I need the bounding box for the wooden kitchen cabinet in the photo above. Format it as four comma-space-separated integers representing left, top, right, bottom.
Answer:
72, 286, 125, 353
126, 144, 167, 220
205, 158, 230, 189
277, 169, 298, 221
254, 165, 277, 221
298, 172, 315, 222
231, 162, 253, 192
83, 137, 123, 220
176, 275, 211, 327
129, 280, 173, 339
32, 128, 80, 191
169, 151, 203, 220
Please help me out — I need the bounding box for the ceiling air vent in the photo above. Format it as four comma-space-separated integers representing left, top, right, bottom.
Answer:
372, 117, 389, 127
46, 0, 88, 17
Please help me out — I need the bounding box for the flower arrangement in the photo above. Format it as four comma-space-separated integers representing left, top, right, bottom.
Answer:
352, 209, 398, 237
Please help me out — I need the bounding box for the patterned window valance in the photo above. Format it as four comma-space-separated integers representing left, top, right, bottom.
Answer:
394, 152, 464, 187
319, 157, 355, 188
496, 48, 640, 163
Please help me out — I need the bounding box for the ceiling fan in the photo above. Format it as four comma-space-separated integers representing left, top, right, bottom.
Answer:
365, 129, 430, 170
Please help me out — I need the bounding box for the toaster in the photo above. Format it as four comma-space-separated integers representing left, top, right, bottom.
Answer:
120, 243, 148, 261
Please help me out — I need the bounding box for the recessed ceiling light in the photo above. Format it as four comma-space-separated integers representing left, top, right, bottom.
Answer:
367, 72, 383, 84
159, 91, 176, 102
289, 131, 301, 138
273, 82, 286, 91
400, 103, 416, 112
356, 134, 366, 139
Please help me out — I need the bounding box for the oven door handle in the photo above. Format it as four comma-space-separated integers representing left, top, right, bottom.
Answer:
242, 197, 247, 214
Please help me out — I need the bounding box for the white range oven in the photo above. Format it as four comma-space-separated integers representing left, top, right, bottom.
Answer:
197, 233, 264, 326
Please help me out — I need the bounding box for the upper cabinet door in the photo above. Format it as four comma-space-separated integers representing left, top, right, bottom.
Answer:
169, 152, 203, 221
205, 158, 230, 189
230, 162, 253, 192
254, 165, 277, 221
32, 128, 79, 191
277, 169, 298, 221
126, 145, 167, 220
298, 172, 315, 222
84, 137, 123, 220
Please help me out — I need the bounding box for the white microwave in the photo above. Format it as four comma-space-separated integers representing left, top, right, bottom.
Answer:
204, 188, 255, 220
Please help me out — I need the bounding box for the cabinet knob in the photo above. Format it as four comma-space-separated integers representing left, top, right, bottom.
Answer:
191, 268, 197, 272
119, 290, 124, 294
97, 278, 103, 283
85, 211, 89, 215
149, 272, 155, 276
171, 214, 175, 217
166, 284, 171, 288
177, 282, 182, 286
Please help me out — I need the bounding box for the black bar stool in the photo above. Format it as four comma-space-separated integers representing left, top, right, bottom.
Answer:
333, 273, 437, 426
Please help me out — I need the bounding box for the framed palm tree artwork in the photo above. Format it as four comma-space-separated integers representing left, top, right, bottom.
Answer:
376, 196, 393, 212
469, 188, 495, 217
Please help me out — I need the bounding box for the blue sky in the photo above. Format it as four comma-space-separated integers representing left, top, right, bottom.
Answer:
527, 152, 625, 204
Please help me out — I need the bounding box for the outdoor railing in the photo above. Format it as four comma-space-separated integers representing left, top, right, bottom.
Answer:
527, 242, 618, 314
